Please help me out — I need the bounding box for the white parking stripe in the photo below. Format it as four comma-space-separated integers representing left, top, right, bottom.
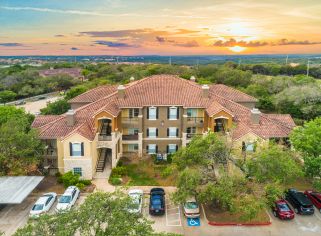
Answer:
165, 197, 182, 227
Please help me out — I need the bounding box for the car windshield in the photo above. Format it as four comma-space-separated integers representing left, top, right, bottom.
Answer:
185, 202, 198, 209
32, 204, 44, 211
59, 195, 71, 203
278, 203, 290, 212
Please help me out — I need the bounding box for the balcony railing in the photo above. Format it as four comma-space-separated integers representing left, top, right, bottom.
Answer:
186, 117, 204, 124
122, 117, 139, 123
122, 134, 139, 141
98, 134, 112, 141
186, 133, 202, 139
45, 148, 57, 156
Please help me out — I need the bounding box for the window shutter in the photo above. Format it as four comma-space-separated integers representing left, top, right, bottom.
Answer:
166, 145, 169, 153
176, 145, 178, 151
167, 107, 170, 119
81, 143, 84, 156
176, 128, 179, 137
147, 108, 149, 119
156, 145, 158, 153
156, 107, 159, 119
167, 128, 169, 137
177, 108, 179, 119
156, 128, 158, 137
69, 142, 72, 156
147, 128, 149, 137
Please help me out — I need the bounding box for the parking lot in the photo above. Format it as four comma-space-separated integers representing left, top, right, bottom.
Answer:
2, 188, 321, 236
0, 194, 86, 236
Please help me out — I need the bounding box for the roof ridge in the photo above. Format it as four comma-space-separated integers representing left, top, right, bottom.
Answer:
210, 84, 258, 102
68, 84, 117, 103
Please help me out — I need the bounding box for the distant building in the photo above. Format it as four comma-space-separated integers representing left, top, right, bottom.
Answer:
39, 68, 85, 81
32, 75, 295, 179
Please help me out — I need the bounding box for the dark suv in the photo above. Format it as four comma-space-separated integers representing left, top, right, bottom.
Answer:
285, 188, 314, 215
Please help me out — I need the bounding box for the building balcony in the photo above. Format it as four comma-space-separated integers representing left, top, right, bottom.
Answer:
121, 117, 140, 128
186, 117, 204, 127
122, 134, 139, 141
186, 133, 202, 139
98, 134, 112, 141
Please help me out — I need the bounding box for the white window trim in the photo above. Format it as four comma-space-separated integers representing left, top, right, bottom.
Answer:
148, 127, 157, 138
169, 106, 178, 120
169, 127, 178, 138
148, 144, 157, 154
70, 142, 83, 157
148, 107, 157, 120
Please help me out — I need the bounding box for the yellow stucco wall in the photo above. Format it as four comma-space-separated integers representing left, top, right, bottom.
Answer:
63, 133, 93, 158
57, 137, 64, 172
94, 111, 118, 132
206, 110, 233, 131
232, 132, 268, 156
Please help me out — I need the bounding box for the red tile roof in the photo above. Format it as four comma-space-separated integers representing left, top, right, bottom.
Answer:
209, 84, 257, 102
32, 115, 63, 128
32, 74, 294, 141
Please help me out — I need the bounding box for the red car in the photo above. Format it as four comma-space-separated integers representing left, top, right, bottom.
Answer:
304, 190, 321, 211
272, 200, 295, 220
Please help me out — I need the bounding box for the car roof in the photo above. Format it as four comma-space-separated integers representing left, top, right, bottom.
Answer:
64, 186, 77, 195
35, 196, 50, 205
129, 189, 143, 195
276, 199, 287, 204
186, 197, 197, 202
311, 192, 321, 199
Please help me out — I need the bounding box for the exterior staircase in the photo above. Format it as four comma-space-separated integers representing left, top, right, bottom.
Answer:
96, 149, 107, 172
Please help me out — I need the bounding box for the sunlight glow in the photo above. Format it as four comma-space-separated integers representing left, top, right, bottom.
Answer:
228, 45, 246, 53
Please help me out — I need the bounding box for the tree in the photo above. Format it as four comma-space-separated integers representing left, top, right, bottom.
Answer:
64, 85, 88, 100
290, 117, 321, 159
0, 106, 34, 127
0, 119, 44, 175
14, 191, 180, 236
0, 90, 16, 104
40, 99, 71, 115
246, 144, 303, 184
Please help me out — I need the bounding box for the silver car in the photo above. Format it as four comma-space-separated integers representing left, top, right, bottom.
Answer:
128, 189, 144, 214
29, 192, 57, 218
183, 197, 200, 218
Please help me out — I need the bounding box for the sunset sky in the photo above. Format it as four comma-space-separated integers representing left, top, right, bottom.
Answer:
1, 0, 321, 55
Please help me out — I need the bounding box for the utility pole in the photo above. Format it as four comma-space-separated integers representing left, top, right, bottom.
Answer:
307, 59, 310, 77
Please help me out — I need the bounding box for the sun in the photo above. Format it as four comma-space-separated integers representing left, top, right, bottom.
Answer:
228, 45, 246, 53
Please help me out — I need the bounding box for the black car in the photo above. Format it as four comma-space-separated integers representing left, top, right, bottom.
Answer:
149, 188, 165, 215
285, 188, 314, 215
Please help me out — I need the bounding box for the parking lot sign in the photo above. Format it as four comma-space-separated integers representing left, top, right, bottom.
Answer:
187, 218, 200, 226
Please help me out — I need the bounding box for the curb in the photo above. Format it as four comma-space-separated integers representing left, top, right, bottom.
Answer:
208, 221, 271, 226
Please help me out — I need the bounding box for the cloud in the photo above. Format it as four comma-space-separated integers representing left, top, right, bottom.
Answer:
94, 40, 137, 48
70, 47, 79, 50
0, 42, 24, 47
276, 39, 321, 46
214, 38, 268, 47
156, 36, 166, 43
174, 40, 199, 47
54, 34, 65, 37
155, 36, 199, 47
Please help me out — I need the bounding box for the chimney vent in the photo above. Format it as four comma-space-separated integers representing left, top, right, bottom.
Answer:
66, 109, 75, 126
202, 84, 209, 98
129, 76, 135, 81
190, 76, 196, 82
117, 85, 125, 99
251, 108, 261, 124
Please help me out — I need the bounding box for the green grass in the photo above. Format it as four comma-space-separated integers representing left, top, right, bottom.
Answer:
125, 163, 159, 186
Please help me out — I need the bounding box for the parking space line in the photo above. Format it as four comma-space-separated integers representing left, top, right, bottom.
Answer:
314, 207, 321, 221
165, 198, 182, 227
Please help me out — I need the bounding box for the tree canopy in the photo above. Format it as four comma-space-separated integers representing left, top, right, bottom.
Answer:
14, 191, 180, 236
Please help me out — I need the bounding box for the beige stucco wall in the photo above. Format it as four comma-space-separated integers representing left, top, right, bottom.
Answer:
232, 132, 268, 156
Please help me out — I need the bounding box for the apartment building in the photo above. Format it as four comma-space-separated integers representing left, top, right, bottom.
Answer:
32, 75, 296, 179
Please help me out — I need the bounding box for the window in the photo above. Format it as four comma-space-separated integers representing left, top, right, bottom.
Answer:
128, 128, 139, 135
128, 144, 139, 152
187, 108, 197, 117
148, 107, 157, 120
242, 142, 256, 152
73, 167, 82, 176
168, 127, 178, 137
186, 127, 196, 134
129, 108, 139, 118
147, 128, 158, 138
167, 144, 178, 154
168, 107, 178, 120
70, 142, 84, 156
147, 144, 157, 154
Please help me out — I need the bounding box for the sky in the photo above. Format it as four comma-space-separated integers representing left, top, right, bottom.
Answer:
1, 0, 321, 55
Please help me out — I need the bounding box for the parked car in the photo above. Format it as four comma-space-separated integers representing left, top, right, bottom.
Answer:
56, 186, 80, 212
29, 192, 57, 218
128, 189, 144, 214
149, 188, 165, 215
15, 100, 26, 105
285, 188, 314, 215
272, 199, 295, 220
183, 197, 200, 218
304, 190, 321, 211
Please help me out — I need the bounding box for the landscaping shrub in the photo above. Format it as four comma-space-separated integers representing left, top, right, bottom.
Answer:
161, 166, 173, 178
313, 179, 321, 192
166, 154, 173, 164
264, 182, 284, 207
111, 166, 128, 176
58, 171, 91, 188
76, 183, 85, 190
110, 178, 122, 185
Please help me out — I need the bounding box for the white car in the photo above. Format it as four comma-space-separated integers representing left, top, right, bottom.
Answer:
183, 197, 200, 218
29, 192, 57, 218
56, 186, 80, 212
128, 189, 144, 214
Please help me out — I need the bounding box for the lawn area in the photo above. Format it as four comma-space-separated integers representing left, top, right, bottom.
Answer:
203, 203, 270, 224
283, 177, 314, 191
110, 157, 177, 186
